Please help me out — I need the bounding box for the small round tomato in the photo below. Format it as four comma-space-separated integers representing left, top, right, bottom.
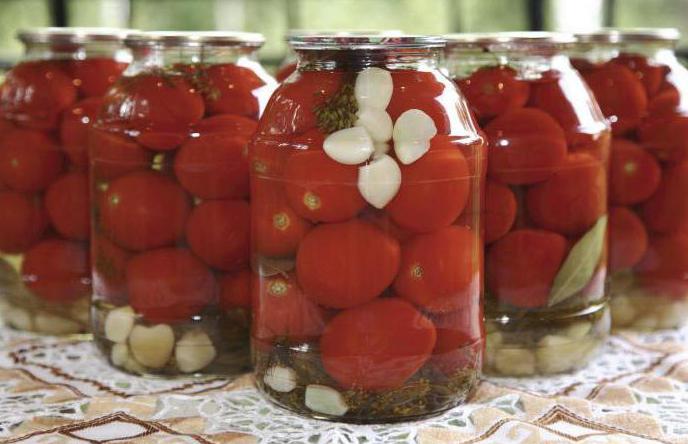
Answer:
100, 171, 191, 251
193, 114, 258, 138
641, 161, 688, 234
0, 60, 77, 129
457, 65, 530, 120
45, 172, 89, 241
359, 208, 414, 244
22, 239, 90, 303
0, 191, 48, 254
526, 153, 606, 236
275, 62, 297, 82
394, 226, 477, 313
647, 83, 680, 116
485, 181, 517, 244
386, 141, 469, 233
430, 306, 483, 376
92, 234, 130, 304
174, 133, 249, 199
638, 115, 688, 163
252, 273, 325, 343
611, 54, 665, 98
68, 58, 128, 98
204, 64, 265, 117
609, 138, 661, 206
486, 229, 568, 308
609, 206, 648, 273
582, 63, 648, 135
320, 298, 436, 392
387, 70, 449, 134
127, 247, 216, 323
297, 219, 400, 309
185, 200, 250, 272
89, 128, 153, 181
59, 97, 102, 168
483, 108, 567, 185
0, 129, 63, 192
283, 150, 365, 223
636, 234, 688, 299
219, 268, 251, 311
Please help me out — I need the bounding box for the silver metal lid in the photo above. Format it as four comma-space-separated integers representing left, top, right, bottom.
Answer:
124, 31, 265, 48
285, 29, 404, 39
575, 28, 681, 44
288, 34, 446, 50
444, 32, 577, 49
18, 27, 133, 45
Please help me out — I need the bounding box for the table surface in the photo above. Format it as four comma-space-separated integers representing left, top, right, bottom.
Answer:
1, 324, 687, 444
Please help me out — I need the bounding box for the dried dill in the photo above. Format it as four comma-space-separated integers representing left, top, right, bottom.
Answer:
314, 82, 358, 134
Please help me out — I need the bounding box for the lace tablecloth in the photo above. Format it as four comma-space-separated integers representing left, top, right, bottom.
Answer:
1, 324, 688, 444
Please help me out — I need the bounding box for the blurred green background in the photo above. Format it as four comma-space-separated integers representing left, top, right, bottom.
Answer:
1, 0, 687, 70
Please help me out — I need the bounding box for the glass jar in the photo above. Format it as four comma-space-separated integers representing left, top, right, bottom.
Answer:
572, 29, 688, 331
0, 28, 131, 335
444, 32, 611, 376
251, 34, 485, 422
90, 31, 276, 376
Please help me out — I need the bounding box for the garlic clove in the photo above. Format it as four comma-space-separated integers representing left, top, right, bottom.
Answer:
6, 306, 34, 331
355, 67, 393, 109
355, 108, 393, 143
34, 312, 81, 335
110, 343, 129, 367
323, 126, 374, 165
610, 295, 636, 328
104, 306, 136, 343
564, 321, 592, 340
493, 348, 536, 376
263, 365, 297, 393
393, 108, 437, 145
128, 324, 175, 369
174, 329, 217, 373
304, 384, 349, 416
357, 154, 401, 209
393, 139, 431, 165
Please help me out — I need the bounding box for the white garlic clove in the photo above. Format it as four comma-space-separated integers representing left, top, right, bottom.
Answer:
393, 108, 437, 144
128, 324, 175, 369
34, 312, 81, 335
610, 295, 636, 328
110, 343, 130, 367
104, 306, 136, 343
70, 298, 90, 324
323, 126, 374, 165
6, 306, 34, 331
357, 154, 401, 209
373, 142, 390, 159
393, 139, 432, 165
123, 355, 148, 374
174, 329, 217, 373
493, 348, 536, 376
304, 384, 349, 416
355, 67, 393, 109
536, 335, 596, 374
564, 321, 592, 340
263, 365, 297, 393
355, 108, 393, 143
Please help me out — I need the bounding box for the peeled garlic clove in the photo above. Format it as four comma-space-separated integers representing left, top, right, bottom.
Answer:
394, 139, 431, 165
355, 67, 393, 109
110, 343, 130, 367
104, 306, 136, 343
392, 108, 437, 157
323, 126, 374, 165
128, 324, 175, 369
6, 306, 34, 331
358, 154, 402, 209
564, 321, 592, 340
373, 142, 390, 159
305, 384, 349, 416
494, 348, 536, 376
355, 108, 393, 143
175, 329, 217, 373
34, 312, 81, 335
263, 365, 297, 393
610, 296, 636, 328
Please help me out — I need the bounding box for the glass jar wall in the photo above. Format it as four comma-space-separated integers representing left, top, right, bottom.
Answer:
572, 29, 688, 331
251, 35, 485, 422
0, 28, 130, 335
90, 31, 276, 376
444, 33, 611, 376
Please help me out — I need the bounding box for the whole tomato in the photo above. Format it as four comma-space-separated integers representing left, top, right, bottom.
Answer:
60, 97, 102, 169
193, 114, 258, 138
68, 58, 128, 98
611, 54, 666, 98
92, 235, 130, 304
0, 191, 48, 253
89, 128, 153, 181
609, 138, 661, 206
484, 181, 517, 244
204, 63, 265, 117
219, 268, 251, 311
641, 161, 688, 234
387, 70, 449, 134
457, 65, 530, 120
0, 129, 64, 192
430, 306, 483, 376
635, 234, 688, 299
609, 206, 648, 273
45, 172, 89, 241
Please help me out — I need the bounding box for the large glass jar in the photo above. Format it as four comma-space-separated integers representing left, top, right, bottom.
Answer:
444, 33, 611, 376
0, 28, 130, 335
572, 29, 688, 331
90, 31, 276, 376
251, 35, 485, 422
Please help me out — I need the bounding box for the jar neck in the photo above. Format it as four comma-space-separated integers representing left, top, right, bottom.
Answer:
23, 41, 130, 62
294, 47, 441, 71
128, 44, 259, 71
443, 47, 573, 80
571, 42, 679, 65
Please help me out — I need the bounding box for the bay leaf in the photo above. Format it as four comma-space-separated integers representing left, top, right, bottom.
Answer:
548, 215, 607, 307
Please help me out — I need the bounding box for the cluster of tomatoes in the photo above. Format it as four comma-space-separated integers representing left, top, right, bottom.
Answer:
251, 69, 484, 392
574, 53, 688, 299
455, 65, 610, 309
0, 57, 127, 306
91, 62, 270, 325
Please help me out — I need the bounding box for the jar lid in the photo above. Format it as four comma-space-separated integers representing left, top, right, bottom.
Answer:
124, 31, 265, 48
18, 27, 134, 45
285, 29, 404, 39
444, 32, 577, 49
288, 34, 446, 50
574, 28, 681, 44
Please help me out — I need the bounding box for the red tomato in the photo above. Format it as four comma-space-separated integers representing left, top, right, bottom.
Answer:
45, 172, 89, 241
387, 70, 449, 134
0, 129, 64, 192
174, 133, 249, 199
22, 239, 90, 303
0, 60, 77, 129
275, 62, 297, 83
296, 219, 400, 309
611, 54, 666, 98
99, 171, 191, 251
647, 83, 680, 116
193, 114, 258, 138
484, 181, 517, 244
89, 128, 152, 181
92, 234, 131, 304
609, 206, 648, 273
0, 191, 48, 253
283, 150, 365, 223
609, 138, 661, 206
641, 161, 688, 234
68, 58, 128, 98
636, 234, 688, 299
457, 66, 530, 120
320, 298, 436, 391
127, 248, 216, 322
185, 200, 250, 272
252, 273, 325, 343
204, 64, 265, 117
59, 97, 102, 168
359, 208, 414, 244
483, 108, 567, 185
291, 128, 325, 150
394, 226, 478, 313
638, 115, 688, 163
486, 229, 568, 308
430, 306, 483, 376
219, 268, 251, 311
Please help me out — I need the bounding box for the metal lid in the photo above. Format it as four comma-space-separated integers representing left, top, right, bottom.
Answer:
18, 27, 133, 45
124, 31, 265, 48
285, 29, 404, 39
288, 34, 445, 50
575, 28, 680, 44
444, 32, 577, 49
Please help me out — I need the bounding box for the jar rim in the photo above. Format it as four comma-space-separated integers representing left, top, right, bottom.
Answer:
124, 31, 265, 47
574, 28, 681, 44
285, 29, 404, 40
444, 32, 576, 48
18, 27, 135, 44
288, 34, 446, 50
